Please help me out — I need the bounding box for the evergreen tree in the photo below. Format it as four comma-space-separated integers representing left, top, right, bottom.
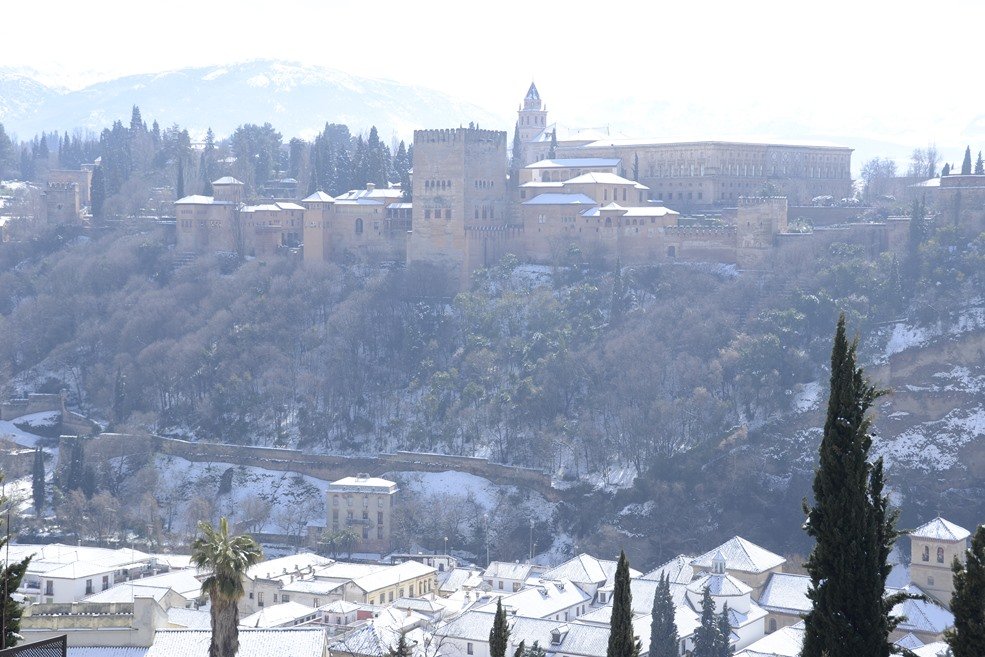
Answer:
942, 163, 951, 177
0, 123, 12, 177
609, 260, 627, 324
648, 573, 678, 657
388, 632, 412, 657
902, 198, 926, 296
945, 525, 985, 657
801, 315, 906, 657
607, 551, 634, 657
31, 448, 44, 516
511, 123, 523, 180
976, 151, 984, 176
0, 477, 30, 648
513, 641, 525, 657
176, 157, 185, 199
633, 153, 640, 182
548, 130, 558, 159
692, 586, 718, 657
961, 146, 973, 175
129, 105, 145, 133
90, 166, 105, 219
715, 603, 733, 657
490, 597, 510, 657
201, 128, 218, 195
524, 642, 546, 657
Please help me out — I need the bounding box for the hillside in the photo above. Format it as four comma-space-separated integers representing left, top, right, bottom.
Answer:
0, 61, 506, 140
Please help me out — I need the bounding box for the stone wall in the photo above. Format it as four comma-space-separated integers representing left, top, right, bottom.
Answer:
66, 433, 559, 500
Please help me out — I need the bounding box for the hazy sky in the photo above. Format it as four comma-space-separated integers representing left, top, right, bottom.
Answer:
5, 0, 985, 163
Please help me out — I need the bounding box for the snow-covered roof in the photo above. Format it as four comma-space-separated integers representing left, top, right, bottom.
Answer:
145, 628, 325, 657
350, 560, 435, 593
890, 585, 954, 635
640, 555, 694, 584
319, 599, 362, 614
67, 648, 149, 657
687, 572, 752, 597
523, 193, 597, 206
328, 477, 397, 492
174, 195, 216, 205
438, 567, 484, 593
85, 570, 204, 603
483, 561, 541, 581
520, 181, 565, 188
911, 517, 971, 542
577, 137, 851, 151
757, 573, 810, 614
166, 607, 211, 630
240, 601, 318, 628
212, 176, 244, 186
525, 158, 622, 169
280, 578, 344, 595
735, 621, 805, 657
302, 191, 336, 203
335, 187, 402, 201
245, 552, 333, 582
313, 562, 388, 582
275, 202, 305, 211
895, 633, 925, 650
691, 537, 786, 574
912, 641, 952, 657
438, 611, 636, 657
476, 578, 588, 619
542, 554, 639, 588
564, 172, 648, 189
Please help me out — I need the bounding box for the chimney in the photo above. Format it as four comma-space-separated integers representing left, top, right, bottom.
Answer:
366, 183, 376, 192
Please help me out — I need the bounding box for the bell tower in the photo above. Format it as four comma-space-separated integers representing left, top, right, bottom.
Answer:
517, 82, 548, 151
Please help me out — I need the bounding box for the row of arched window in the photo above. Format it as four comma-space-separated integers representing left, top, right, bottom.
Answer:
922, 545, 946, 563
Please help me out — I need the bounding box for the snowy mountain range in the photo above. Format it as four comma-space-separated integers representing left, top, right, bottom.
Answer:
0, 61, 508, 141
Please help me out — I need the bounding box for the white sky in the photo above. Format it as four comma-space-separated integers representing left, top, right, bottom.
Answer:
4, 0, 985, 162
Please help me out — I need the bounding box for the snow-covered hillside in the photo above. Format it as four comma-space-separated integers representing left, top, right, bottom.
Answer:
0, 61, 508, 140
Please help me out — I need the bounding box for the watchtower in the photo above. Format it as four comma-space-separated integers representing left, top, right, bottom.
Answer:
735, 196, 788, 270
517, 82, 548, 147
909, 517, 971, 607
407, 127, 509, 275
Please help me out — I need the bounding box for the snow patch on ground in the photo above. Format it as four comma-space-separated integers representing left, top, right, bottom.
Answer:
586, 464, 637, 491
790, 381, 823, 413
619, 500, 654, 517
396, 471, 500, 511
0, 415, 50, 447
882, 302, 985, 359
15, 411, 60, 428
874, 405, 985, 472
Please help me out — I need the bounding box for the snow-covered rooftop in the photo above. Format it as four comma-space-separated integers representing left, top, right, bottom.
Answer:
890, 584, 954, 635
757, 573, 810, 614
522, 193, 597, 206
687, 572, 752, 597
240, 601, 318, 628
302, 191, 335, 203
691, 536, 786, 574
145, 628, 324, 657
525, 158, 621, 169
640, 555, 694, 584
245, 552, 333, 582
212, 176, 244, 186
564, 172, 649, 189
328, 475, 397, 492
911, 517, 971, 542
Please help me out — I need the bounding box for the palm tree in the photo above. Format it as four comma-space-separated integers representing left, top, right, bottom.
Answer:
191, 517, 263, 657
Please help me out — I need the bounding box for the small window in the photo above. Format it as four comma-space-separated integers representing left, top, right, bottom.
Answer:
922, 545, 930, 562
768, 618, 777, 634
282, 594, 290, 603
468, 644, 474, 655
937, 547, 945, 563
498, 581, 504, 590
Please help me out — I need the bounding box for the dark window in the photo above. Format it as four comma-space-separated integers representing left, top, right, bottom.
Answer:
355, 218, 364, 235
937, 547, 945, 563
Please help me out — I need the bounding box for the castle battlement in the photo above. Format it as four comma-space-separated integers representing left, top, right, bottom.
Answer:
664, 225, 737, 236
464, 224, 524, 235
46, 182, 79, 191
414, 127, 506, 146
737, 196, 788, 208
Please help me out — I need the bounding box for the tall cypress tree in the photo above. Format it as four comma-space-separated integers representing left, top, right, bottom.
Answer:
946, 525, 985, 657
31, 448, 44, 516
490, 597, 510, 657
648, 573, 678, 657
961, 146, 973, 175
801, 315, 906, 657
691, 587, 717, 657
715, 603, 733, 657
0, 476, 30, 648
976, 151, 984, 176
511, 123, 523, 181
607, 551, 635, 657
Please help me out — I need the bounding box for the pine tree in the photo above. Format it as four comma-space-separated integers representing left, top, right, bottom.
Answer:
945, 525, 985, 657
715, 603, 733, 657
0, 475, 30, 648
692, 587, 718, 657
801, 315, 906, 657
607, 551, 635, 657
90, 166, 105, 219
648, 573, 678, 657
976, 151, 984, 175
490, 597, 510, 657
176, 157, 185, 200
31, 448, 44, 516
961, 146, 973, 175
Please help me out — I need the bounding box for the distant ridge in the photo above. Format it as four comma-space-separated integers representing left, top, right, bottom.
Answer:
0, 60, 508, 140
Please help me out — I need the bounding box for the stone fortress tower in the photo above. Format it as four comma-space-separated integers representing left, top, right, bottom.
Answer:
406, 127, 517, 285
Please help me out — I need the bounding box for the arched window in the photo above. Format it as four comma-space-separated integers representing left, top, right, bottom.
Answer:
922, 545, 930, 562
355, 218, 363, 235
937, 547, 945, 563
605, 217, 612, 227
